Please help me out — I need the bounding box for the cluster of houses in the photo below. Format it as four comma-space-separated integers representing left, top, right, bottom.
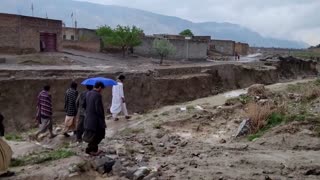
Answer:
0, 12, 249, 60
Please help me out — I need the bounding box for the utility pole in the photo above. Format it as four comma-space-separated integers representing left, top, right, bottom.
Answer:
31, 3, 34, 16
185, 36, 191, 60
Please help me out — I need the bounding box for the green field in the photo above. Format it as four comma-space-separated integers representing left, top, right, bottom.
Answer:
292, 51, 320, 59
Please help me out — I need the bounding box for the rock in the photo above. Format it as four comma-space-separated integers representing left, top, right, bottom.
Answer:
126, 167, 137, 179
235, 119, 251, 137
258, 99, 269, 105
158, 143, 165, 147
135, 154, 144, 162
155, 131, 165, 139
180, 141, 188, 147
112, 160, 124, 176
189, 160, 198, 168
106, 147, 117, 155
133, 167, 151, 180
91, 156, 114, 170
264, 175, 272, 180
68, 164, 80, 173
219, 139, 226, 144
117, 148, 127, 156
104, 160, 116, 173
143, 171, 159, 180
97, 166, 105, 174
305, 168, 320, 175
123, 161, 131, 167
91, 156, 115, 174
55, 127, 62, 133
195, 105, 204, 111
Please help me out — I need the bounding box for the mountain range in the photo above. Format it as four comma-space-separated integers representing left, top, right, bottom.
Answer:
0, 0, 308, 48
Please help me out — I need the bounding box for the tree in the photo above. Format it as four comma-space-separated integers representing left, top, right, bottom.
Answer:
152, 38, 176, 65
179, 29, 194, 37
96, 25, 143, 57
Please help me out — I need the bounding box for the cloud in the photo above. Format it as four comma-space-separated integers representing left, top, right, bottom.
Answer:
76, 0, 320, 45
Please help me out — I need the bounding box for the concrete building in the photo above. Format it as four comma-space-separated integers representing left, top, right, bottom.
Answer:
235, 42, 249, 55
62, 27, 100, 52
135, 34, 209, 60
62, 27, 99, 41
209, 40, 236, 56
0, 13, 62, 54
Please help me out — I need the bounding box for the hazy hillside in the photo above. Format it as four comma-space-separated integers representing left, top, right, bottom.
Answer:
0, 0, 308, 48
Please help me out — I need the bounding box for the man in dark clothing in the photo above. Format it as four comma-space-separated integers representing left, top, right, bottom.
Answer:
83, 82, 106, 155
63, 81, 79, 137
75, 85, 93, 143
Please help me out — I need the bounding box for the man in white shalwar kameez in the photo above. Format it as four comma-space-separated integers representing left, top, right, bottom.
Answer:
110, 75, 130, 121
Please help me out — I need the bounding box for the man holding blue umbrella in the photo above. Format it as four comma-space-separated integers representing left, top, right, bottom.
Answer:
83, 82, 106, 155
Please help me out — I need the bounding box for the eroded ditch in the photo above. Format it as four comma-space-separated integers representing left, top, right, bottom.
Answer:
0, 57, 317, 131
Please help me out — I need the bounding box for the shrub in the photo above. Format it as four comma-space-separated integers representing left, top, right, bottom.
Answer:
247, 112, 285, 141
246, 102, 274, 133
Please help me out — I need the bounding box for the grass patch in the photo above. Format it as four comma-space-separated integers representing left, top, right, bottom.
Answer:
225, 95, 252, 106
248, 112, 285, 141
239, 94, 253, 104
287, 84, 303, 93
11, 149, 75, 167
186, 105, 194, 110
160, 111, 169, 116
314, 79, 320, 86
153, 121, 163, 129
292, 51, 320, 59
5, 133, 23, 141
286, 114, 306, 122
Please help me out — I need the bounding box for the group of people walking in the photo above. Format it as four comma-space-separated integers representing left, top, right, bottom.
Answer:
0, 75, 129, 177
36, 75, 129, 155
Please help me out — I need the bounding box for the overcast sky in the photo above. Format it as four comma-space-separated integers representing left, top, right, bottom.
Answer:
77, 0, 320, 46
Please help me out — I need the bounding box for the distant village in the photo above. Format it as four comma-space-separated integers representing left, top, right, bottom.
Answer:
0, 12, 249, 60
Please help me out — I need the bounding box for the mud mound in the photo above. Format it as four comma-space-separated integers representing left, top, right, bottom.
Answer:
278, 56, 318, 78
247, 84, 269, 98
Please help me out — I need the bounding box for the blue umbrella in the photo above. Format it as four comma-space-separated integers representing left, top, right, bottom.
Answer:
81, 77, 117, 86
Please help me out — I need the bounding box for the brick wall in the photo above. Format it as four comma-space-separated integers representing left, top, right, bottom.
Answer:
62, 40, 100, 52
210, 40, 235, 56
135, 36, 208, 60
0, 13, 62, 53
235, 42, 249, 55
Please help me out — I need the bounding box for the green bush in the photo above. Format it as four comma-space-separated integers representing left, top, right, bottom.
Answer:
11, 149, 75, 167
